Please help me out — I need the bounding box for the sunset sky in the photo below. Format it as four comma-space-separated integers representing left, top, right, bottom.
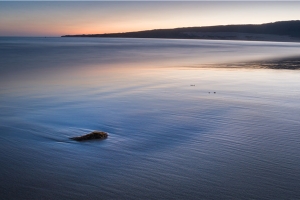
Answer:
1, 1, 300, 36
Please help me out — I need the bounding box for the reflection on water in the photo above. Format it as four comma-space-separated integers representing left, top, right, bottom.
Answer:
1, 37, 300, 200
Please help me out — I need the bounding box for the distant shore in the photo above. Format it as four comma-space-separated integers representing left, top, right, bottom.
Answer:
62, 33, 300, 43
62, 20, 300, 43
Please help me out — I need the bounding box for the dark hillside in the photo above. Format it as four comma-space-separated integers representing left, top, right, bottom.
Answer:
62, 20, 300, 41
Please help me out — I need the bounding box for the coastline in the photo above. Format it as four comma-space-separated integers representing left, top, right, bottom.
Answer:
61, 20, 300, 43
62, 33, 300, 43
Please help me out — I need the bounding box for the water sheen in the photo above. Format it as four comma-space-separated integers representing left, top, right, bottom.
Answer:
1, 37, 300, 200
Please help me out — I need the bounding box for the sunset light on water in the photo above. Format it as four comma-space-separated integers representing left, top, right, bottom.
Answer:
1, 2, 300, 200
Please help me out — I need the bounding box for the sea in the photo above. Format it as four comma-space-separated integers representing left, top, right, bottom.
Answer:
1, 37, 300, 200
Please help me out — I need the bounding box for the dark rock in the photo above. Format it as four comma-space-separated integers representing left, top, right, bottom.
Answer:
71, 131, 108, 141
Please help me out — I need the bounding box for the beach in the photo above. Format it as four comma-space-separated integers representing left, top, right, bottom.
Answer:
1, 37, 300, 200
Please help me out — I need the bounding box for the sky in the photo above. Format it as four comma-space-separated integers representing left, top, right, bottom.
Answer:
1, 1, 300, 36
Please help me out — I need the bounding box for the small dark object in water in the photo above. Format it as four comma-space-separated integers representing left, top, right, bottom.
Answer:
190, 84, 195, 86
214, 92, 216, 94
209, 92, 210, 93
71, 131, 108, 141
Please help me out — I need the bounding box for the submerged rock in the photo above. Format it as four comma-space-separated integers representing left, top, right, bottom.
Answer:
71, 131, 108, 141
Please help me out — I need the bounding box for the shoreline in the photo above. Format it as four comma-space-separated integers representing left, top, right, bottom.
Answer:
62, 34, 300, 43
61, 20, 300, 43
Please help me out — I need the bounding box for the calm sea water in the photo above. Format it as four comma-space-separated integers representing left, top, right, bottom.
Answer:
1, 37, 300, 200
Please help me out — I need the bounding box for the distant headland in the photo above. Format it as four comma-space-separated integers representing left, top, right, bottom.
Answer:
62, 20, 300, 42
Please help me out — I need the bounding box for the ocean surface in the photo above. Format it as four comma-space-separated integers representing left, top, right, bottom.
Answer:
1, 37, 300, 200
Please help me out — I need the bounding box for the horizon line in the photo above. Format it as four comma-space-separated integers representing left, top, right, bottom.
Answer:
2, 19, 299, 37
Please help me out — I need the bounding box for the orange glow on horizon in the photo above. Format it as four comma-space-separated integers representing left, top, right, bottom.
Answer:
1, 1, 300, 37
